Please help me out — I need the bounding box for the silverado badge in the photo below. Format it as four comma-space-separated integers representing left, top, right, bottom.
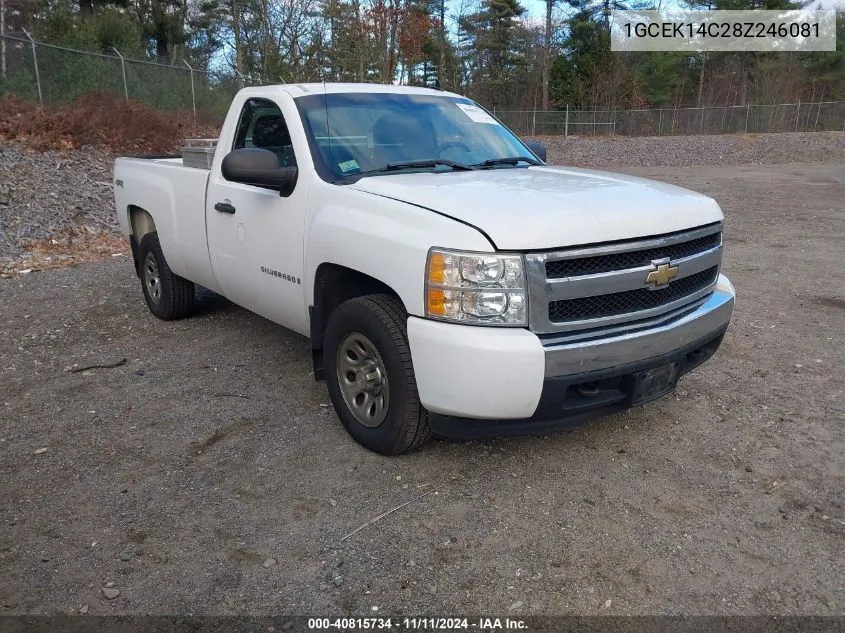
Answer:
645, 260, 679, 288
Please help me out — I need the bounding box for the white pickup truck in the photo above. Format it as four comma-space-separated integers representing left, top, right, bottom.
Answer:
114, 83, 734, 455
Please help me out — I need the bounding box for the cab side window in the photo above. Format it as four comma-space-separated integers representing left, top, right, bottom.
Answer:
233, 98, 297, 167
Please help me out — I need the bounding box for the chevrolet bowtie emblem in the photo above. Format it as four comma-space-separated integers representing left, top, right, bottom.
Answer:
646, 262, 679, 287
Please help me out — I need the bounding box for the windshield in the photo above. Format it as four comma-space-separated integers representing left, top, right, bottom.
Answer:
295, 92, 538, 182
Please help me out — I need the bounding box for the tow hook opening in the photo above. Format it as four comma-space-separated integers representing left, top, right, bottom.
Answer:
575, 382, 601, 397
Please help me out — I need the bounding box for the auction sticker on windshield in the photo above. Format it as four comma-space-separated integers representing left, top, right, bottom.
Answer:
456, 103, 499, 125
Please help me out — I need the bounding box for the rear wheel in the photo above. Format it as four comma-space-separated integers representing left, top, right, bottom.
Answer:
324, 294, 431, 455
138, 232, 195, 320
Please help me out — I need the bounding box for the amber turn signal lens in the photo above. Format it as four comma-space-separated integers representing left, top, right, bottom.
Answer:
427, 252, 445, 285
427, 288, 446, 316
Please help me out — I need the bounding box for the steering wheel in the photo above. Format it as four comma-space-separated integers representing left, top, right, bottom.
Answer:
438, 141, 471, 154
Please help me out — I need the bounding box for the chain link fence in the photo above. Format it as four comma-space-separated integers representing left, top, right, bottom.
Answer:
2, 33, 845, 136
497, 102, 845, 136
0, 32, 265, 122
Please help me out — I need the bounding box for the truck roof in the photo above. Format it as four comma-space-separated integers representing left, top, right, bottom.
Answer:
239, 83, 463, 100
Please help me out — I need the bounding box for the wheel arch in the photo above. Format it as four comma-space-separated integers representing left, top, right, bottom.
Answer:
127, 206, 157, 276
309, 263, 405, 380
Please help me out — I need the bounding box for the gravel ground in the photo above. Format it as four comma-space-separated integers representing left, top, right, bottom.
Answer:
0, 145, 116, 256
537, 132, 845, 168
0, 161, 843, 618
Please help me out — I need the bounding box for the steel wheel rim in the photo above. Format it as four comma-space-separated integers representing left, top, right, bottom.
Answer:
336, 332, 390, 428
143, 252, 162, 305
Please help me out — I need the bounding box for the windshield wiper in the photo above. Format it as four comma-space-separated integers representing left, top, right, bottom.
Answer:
380, 159, 474, 173
474, 156, 541, 168
336, 159, 473, 183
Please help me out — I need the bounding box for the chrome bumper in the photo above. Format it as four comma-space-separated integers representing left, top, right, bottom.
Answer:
543, 274, 735, 377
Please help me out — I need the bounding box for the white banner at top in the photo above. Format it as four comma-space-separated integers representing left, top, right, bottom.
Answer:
610, 10, 837, 52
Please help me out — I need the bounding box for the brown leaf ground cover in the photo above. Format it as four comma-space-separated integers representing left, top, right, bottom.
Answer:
0, 231, 129, 277
0, 92, 217, 153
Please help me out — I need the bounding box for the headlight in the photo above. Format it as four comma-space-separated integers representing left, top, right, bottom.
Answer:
425, 248, 527, 325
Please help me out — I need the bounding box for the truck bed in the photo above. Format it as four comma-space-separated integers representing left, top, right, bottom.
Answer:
114, 156, 218, 291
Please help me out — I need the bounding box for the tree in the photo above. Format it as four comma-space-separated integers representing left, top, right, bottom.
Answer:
34, 0, 143, 53
550, 7, 612, 106
460, 0, 526, 106
800, 13, 845, 100
542, 0, 558, 109
11, 0, 845, 115
134, 0, 188, 62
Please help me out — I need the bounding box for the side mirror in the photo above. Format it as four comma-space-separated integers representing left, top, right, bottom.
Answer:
221, 148, 298, 196
524, 140, 547, 163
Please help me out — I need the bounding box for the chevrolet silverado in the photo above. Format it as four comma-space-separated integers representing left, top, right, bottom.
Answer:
113, 83, 735, 455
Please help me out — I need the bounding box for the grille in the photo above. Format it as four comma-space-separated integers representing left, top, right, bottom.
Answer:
545, 231, 721, 279
548, 266, 719, 323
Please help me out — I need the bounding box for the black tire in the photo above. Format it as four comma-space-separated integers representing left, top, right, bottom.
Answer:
138, 232, 195, 321
324, 294, 431, 455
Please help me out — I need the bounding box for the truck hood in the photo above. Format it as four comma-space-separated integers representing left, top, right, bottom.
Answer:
349, 166, 723, 250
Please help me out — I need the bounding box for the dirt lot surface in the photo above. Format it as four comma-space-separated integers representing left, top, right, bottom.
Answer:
1, 162, 843, 619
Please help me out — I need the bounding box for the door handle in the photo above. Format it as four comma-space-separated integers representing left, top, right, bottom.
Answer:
215, 202, 236, 214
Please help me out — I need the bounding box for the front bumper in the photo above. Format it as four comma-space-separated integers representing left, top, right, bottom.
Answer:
542, 276, 735, 377
407, 274, 735, 434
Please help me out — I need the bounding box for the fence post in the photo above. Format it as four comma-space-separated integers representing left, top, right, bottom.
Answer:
22, 29, 42, 105
564, 104, 569, 137
532, 108, 536, 136
811, 89, 824, 131
795, 100, 800, 132
184, 60, 196, 121
658, 108, 662, 136
1, 0, 6, 79
112, 47, 129, 101
745, 104, 750, 134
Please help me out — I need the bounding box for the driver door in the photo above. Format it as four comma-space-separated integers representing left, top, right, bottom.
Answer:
206, 96, 309, 333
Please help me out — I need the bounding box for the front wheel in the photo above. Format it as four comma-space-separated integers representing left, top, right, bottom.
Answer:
324, 294, 431, 455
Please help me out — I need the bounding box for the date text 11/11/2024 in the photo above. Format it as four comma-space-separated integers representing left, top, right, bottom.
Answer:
307, 617, 528, 630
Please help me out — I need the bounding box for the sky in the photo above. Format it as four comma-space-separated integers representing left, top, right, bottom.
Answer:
521, 0, 550, 19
